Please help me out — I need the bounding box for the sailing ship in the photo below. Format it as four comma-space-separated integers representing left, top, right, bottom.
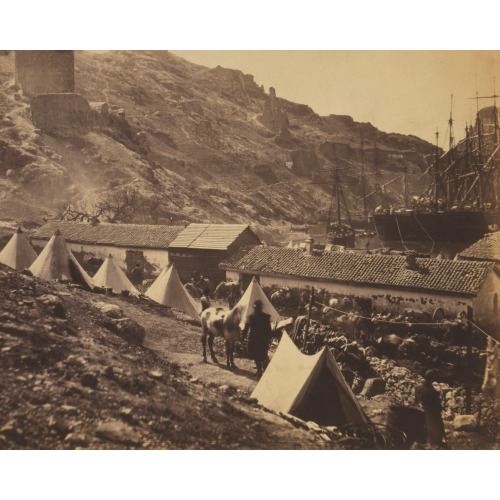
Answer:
324, 167, 356, 247
372, 95, 500, 244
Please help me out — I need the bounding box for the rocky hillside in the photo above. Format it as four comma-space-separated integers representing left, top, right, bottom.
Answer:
0, 263, 344, 450
0, 51, 436, 243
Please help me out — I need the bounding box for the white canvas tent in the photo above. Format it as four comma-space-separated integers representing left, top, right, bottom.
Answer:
251, 333, 370, 427
0, 227, 37, 270
145, 263, 201, 321
29, 229, 94, 289
235, 277, 282, 327
93, 254, 139, 295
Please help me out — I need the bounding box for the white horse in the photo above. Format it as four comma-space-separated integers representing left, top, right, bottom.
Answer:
200, 306, 242, 369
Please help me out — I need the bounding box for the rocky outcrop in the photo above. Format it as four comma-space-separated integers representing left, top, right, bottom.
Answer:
290, 149, 319, 177
259, 87, 289, 133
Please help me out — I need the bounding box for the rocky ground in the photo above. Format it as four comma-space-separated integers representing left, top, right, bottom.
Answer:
0, 263, 348, 450
0, 263, 497, 449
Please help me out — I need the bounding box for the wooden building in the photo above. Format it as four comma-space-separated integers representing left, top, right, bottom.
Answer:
168, 223, 261, 284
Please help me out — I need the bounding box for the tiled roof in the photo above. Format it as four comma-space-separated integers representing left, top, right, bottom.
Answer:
169, 223, 256, 250
221, 246, 496, 296
459, 232, 500, 263
31, 221, 185, 250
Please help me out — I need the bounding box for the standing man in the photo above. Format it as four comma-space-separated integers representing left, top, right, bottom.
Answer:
228, 288, 238, 310
415, 369, 447, 447
241, 299, 272, 377
130, 263, 143, 286
200, 288, 211, 311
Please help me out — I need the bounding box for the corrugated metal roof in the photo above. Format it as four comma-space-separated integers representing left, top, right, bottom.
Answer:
169, 223, 255, 250
459, 231, 500, 263
31, 221, 185, 250
220, 245, 496, 296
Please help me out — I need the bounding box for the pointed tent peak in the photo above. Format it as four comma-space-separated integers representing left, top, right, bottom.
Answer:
93, 254, 138, 295
0, 227, 37, 270
29, 232, 94, 289
236, 276, 282, 326
145, 264, 201, 322
54, 228, 62, 236
16, 227, 23, 234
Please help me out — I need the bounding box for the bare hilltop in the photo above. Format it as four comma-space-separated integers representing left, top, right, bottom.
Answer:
0, 51, 435, 243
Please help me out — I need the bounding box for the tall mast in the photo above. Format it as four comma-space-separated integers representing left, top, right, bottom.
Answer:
464, 123, 471, 202
448, 94, 455, 151
446, 94, 454, 210
475, 90, 483, 209
404, 166, 408, 209
360, 131, 367, 217
326, 169, 336, 233
434, 128, 439, 210
494, 77, 499, 146
335, 168, 341, 225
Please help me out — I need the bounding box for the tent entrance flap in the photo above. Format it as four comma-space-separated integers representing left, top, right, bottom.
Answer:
292, 364, 356, 427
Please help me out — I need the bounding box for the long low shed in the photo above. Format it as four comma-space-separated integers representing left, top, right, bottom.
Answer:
220, 245, 500, 341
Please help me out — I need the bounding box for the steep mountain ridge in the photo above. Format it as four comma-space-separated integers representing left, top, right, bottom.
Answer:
0, 51, 436, 244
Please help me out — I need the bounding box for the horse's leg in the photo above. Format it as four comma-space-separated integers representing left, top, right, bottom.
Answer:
230, 340, 237, 369
225, 338, 231, 369
208, 334, 218, 363
201, 329, 208, 363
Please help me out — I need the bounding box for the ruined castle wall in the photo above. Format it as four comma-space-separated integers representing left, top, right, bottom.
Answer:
15, 50, 74, 96
30, 93, 92, 137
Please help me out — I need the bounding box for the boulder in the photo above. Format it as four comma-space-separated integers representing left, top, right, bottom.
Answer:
38, 294, 66, 318
103, 317, 145, 346
80, 372, 98, 389
453, 414, 477, 432
64, 432, 88, 446
361, 378, 386, 398
95, 420, 141, 445
94, 302, 124, 319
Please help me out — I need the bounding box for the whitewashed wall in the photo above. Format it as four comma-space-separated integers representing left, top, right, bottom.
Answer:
474, 271, 500, 341
31, 239, 170, 272
226, 270, 473, 317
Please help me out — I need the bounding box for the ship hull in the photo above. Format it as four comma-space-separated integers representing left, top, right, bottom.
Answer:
372, 211, 489, 243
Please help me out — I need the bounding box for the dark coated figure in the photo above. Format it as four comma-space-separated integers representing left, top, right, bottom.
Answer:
415, 369, 447, 447
242, 299, 272, 377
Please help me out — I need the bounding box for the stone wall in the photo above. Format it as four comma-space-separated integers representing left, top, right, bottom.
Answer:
15, 51, 74, 96
30, 93, 131, 138
30, 93, 93, 137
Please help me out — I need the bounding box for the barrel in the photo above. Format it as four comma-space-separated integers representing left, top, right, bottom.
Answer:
386, 404, 426, 446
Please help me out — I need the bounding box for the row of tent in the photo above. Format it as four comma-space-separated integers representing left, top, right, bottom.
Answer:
0, 228, 370, 427
0, 228, 282, 326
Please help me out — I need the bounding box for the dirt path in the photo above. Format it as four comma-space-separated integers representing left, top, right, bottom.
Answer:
106, 296, 261, 394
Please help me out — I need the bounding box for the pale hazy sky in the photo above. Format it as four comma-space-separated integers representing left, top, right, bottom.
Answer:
172, 51, 500, 146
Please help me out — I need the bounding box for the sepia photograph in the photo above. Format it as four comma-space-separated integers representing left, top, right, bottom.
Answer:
0, 2, 499, 497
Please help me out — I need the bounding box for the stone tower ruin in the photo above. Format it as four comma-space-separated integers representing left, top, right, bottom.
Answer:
259, 87, 289, 133
15, 50, 74, 96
